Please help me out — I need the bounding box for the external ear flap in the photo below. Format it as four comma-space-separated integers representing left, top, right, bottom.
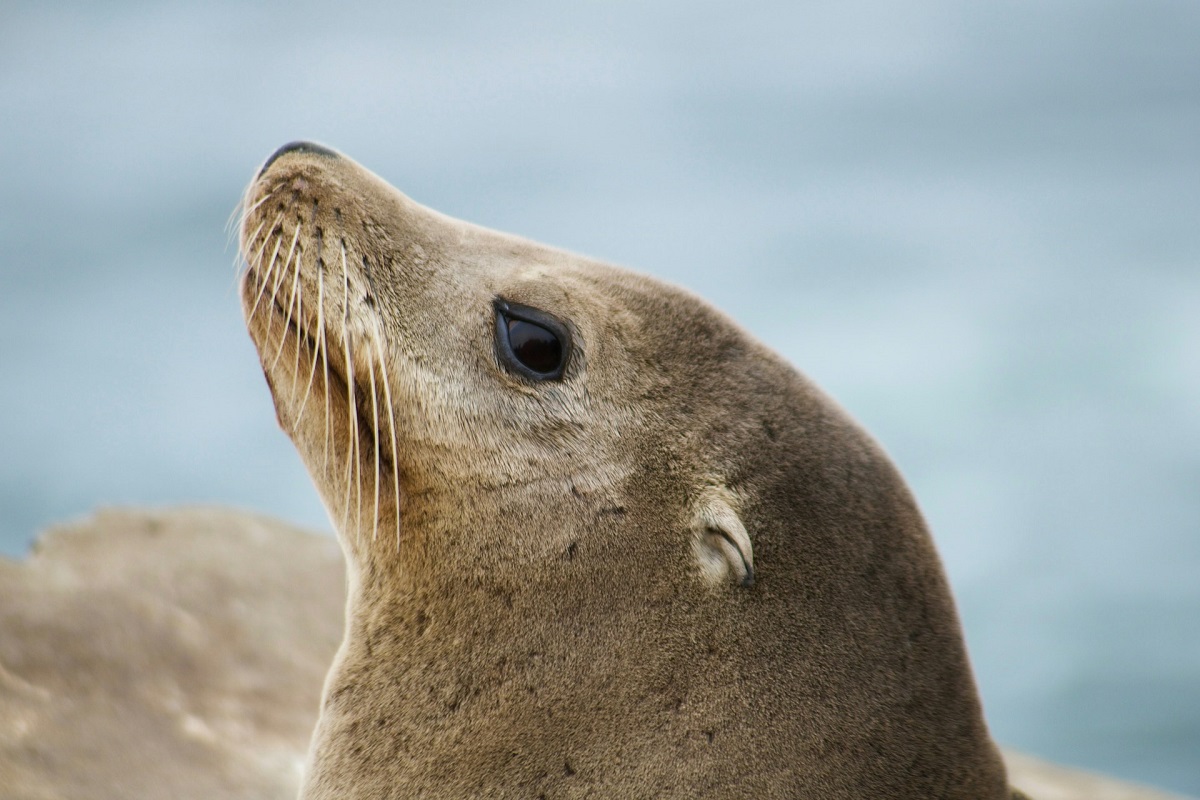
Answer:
692, 486, 754, 588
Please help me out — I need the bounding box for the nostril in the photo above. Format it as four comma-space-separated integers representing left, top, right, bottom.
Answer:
258, 141, 339, 178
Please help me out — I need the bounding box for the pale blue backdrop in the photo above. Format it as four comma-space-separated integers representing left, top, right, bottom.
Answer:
1, 1, 1197, 793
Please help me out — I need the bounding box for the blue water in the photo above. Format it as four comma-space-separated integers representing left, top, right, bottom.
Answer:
1, 1, 1197, 793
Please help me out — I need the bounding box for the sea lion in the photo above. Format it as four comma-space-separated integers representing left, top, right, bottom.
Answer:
238, 140, 1025, 798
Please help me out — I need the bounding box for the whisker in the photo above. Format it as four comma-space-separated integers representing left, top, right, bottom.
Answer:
236, 216, 269, 270
265, 223, 302, 347
290, 267, 306, 396
247, 214, 286, 322
226, 191, 249, 243
271, 224, 305, 370
242, 189, 276, 224
317, 263, 330, 473
225, 203, 243, 241
372, 321, 402, 550
293, 279, 321, 423
341, 243, 362, 545
243, 219, 267, 254
243, 214, 278, 283
250, 235, 283, 323
342, 327, 359, 545
229, 215, 271, 296
358, 255, 402, 552
227, 187, 274, 250
366, 336, 381, 543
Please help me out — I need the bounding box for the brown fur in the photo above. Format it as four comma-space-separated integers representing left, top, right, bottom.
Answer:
239, 142, 1019, 798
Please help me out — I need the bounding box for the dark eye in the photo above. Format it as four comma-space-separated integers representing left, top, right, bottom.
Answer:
494, 299, 571, 381
507, 319, 561, 373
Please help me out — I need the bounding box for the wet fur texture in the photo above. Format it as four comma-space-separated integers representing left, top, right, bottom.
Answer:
239, 143, 1021, 798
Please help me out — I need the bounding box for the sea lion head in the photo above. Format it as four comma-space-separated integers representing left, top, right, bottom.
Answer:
238, 141, 1014, 798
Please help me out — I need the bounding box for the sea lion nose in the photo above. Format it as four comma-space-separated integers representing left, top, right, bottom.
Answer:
258, 140, 340, 178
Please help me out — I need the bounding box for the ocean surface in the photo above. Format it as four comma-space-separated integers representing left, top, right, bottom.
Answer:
1, 1, 1197, 793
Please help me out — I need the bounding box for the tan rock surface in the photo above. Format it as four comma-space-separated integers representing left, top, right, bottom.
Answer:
1003, 751, 1189, 800
0, 508, 343, 799
0, 508, 1188, 799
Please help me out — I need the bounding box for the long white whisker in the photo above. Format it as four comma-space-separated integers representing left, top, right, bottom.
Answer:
253, 212, 283, 263
372, 321, 402, 550
294, 280, 321, 423
241, 214, 276, 289
265, 223, 302, 347
242, 189, 275, 223
247, 214, 286, 322
317, 263, 330, 473
227, 185, 274, 237
227, 192, 275, 272
271, 225, 305, 369
225, 202, 244, 241
348, 256, 363, 546
341, 243, 362, 546
250, 235, 283, 323
289, 267, 307, 396
232, 216, 269, 292
343, 327, 359, 545
366, 337, 381, 543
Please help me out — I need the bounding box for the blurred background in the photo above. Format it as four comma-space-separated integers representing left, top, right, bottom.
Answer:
1, 0, 1197, 793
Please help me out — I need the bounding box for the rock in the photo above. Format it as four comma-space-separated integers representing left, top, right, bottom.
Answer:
0, 508, 342, 799
0, 508, 1189, 799
1003, 751, 1189, 800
